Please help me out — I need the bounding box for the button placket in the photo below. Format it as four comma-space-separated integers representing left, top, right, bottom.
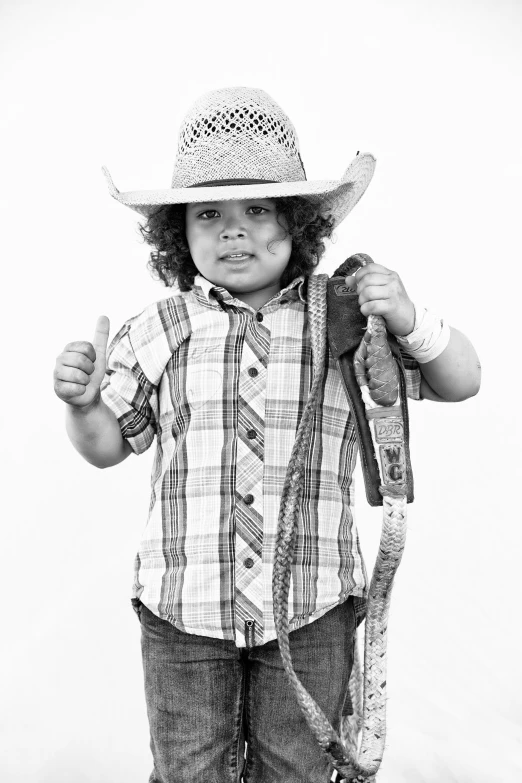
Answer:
233, 313, 270, 647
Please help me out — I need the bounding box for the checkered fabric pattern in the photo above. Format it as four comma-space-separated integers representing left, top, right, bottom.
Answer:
101, 274, 422, 648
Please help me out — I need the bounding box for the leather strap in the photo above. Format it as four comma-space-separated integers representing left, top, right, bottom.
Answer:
326, 274, 414, 507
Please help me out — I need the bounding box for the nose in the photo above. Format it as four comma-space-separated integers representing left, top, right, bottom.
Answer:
220, 215, 246, 240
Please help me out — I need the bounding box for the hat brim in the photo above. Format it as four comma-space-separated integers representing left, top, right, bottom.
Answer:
102, 152, 376, 227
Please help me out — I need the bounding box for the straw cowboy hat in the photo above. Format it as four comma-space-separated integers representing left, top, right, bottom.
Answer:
102, 86, 376, 225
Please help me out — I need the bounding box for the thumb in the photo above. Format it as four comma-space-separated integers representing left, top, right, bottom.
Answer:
344, 275, 357, 291
92, 315, 110, 359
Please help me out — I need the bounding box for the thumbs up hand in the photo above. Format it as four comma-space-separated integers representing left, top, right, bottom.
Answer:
54, 316, 111, 409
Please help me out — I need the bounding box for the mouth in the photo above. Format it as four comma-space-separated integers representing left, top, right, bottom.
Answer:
220, 253, 253, 263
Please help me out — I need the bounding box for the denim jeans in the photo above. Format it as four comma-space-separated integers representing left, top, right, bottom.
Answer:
134, 597, 356, 783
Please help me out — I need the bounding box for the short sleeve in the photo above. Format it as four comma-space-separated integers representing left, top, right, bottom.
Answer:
399, 348, 423, 401
101, 323, 158, 454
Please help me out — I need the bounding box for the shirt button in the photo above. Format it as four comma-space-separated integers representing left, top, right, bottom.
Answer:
255, 312, 264, 322
244, 557, 254, 569
248, 367, 259, 377
247, 429, 257, 440
244, 494, 254, 505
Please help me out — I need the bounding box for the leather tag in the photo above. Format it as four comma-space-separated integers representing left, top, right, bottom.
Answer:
379, 444, 407, 484
374, 417, 404, 444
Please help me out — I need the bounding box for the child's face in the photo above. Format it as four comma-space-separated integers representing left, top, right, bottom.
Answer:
185, 198, 292, 309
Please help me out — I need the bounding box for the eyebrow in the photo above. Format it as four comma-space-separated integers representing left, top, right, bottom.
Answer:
188, 198, 274, 210
187, 201, 224, 210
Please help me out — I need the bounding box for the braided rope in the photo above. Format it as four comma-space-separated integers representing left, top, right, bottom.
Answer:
272, 272, 409, 781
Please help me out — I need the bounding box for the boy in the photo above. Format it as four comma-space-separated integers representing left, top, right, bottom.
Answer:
53, 87, 480, 783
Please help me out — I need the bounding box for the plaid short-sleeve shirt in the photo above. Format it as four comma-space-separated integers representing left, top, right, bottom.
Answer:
101, 274, 421, 648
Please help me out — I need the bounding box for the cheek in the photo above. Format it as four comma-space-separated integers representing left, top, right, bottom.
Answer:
271, 217, 291, 258
186, 226, 210, 260
185, 222, 196, 255
265, 219, 291, 254
279, 235, 293, 263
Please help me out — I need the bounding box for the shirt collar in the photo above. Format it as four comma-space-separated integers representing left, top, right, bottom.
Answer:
192, 273, 308, 308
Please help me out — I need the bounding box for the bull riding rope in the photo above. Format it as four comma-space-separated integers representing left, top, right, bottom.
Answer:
272, 254, 412, 782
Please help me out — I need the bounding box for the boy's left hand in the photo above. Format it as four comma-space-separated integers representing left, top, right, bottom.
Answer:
346, 263, 415, 336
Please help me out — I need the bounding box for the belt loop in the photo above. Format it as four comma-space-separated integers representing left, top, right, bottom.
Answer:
245, 619, 256, 648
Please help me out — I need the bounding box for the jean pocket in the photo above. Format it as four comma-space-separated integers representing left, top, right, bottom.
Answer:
131, 598, 143, 622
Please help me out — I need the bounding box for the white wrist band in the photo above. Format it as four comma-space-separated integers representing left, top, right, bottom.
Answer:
395, 304, 450, 363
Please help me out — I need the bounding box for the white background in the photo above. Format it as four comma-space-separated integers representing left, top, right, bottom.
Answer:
1, 0, 521, 780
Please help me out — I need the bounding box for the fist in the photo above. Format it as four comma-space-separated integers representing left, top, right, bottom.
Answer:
346, 263, 415, 336
53, 316, 110, 408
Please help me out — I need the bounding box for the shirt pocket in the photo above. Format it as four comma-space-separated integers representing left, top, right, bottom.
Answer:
185, 342, 225, 411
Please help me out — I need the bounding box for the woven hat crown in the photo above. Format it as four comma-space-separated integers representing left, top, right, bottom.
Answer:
172, 87, 306, 188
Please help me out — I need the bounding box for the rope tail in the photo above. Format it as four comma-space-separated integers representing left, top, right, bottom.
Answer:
272, 256, 409, 781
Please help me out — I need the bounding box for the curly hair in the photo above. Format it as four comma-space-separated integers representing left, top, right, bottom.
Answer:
139, 196, 335, 291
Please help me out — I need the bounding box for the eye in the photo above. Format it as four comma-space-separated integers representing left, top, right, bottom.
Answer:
198, 209, 220, 219
247, 206, 268, 215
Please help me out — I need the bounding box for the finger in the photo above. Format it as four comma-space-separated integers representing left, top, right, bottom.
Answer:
343, 275, 357, 290
93, 315, 110, 358
360, 299, 390, 317
54, 379, 89, 400
358, 285, 392, 305
55, 365, 92, 386
354, 273, 392, 291
353, 263, 392, 283
356, 273, 391, 287
60, 351, 95, 375
64, 340, 96, 362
